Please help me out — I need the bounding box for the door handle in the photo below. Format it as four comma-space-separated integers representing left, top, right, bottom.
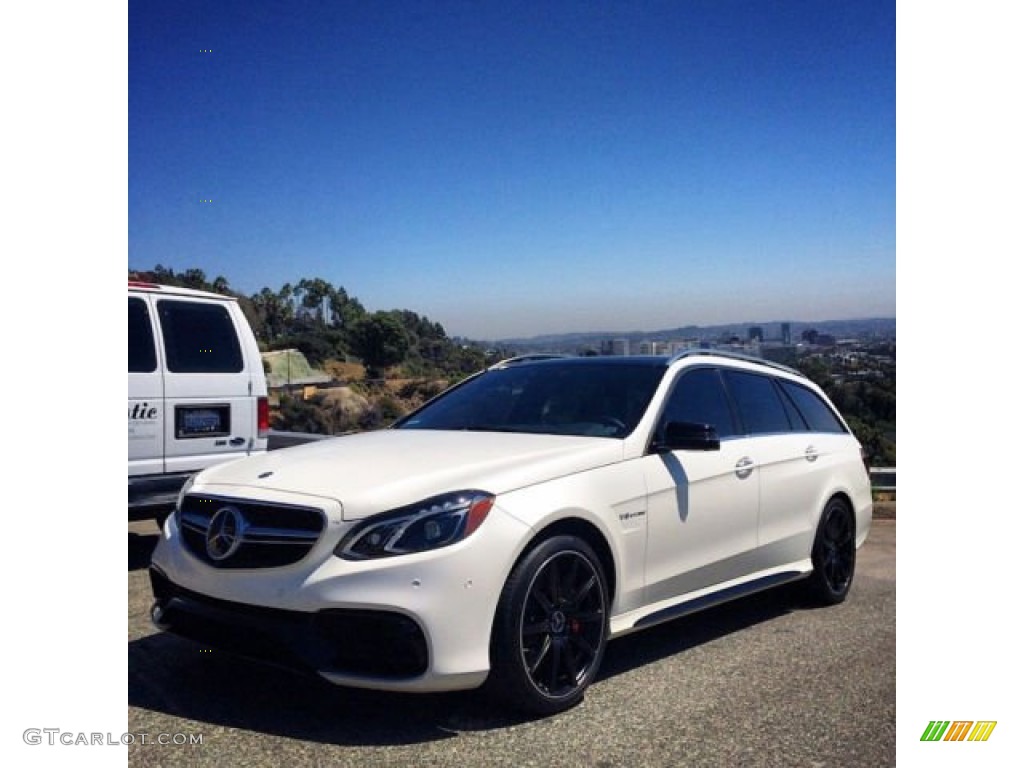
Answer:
229, 437, 246, 446
805, 446, 819, 462
735, 456, 755, 479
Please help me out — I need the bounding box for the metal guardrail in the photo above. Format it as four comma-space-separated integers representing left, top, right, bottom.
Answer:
870, 467, 896, 492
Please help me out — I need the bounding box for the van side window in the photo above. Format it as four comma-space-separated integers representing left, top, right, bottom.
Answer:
128, 298, 157, 373
157, 299, 243, 373
779, 380, 848, 434
660, 368, 738, 439
722, 370, 792, 435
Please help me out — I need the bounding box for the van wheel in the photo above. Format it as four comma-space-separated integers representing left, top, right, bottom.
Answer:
806, 498, 856, 605
487, 535, 609, 715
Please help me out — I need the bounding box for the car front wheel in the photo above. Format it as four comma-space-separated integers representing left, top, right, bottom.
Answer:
806, 497, 856, 605
487, 535, 609, 715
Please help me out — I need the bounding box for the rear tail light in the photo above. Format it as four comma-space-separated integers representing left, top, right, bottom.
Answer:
257, 396, 270, 439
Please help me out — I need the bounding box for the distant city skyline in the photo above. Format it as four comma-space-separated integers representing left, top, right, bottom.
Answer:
130, 1, 894, 340
496, 316, 894, 346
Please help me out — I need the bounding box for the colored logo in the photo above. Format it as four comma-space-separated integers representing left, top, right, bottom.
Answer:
921, 721, 997, 742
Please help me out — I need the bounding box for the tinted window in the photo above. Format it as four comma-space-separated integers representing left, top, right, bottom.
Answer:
777, 380, 809, 431
398, 362, 665, 438
157, 299, 243, 373
659, 368, 738, 439
722, 370, 792, 435
128, 297, 157, 373
779, 381, 848, 434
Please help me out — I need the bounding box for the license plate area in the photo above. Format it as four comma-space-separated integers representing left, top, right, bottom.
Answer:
175, 405, 230, 439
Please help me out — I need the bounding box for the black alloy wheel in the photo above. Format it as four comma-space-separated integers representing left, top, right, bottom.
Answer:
488, 535, 609, 715
807, 497, 856, 605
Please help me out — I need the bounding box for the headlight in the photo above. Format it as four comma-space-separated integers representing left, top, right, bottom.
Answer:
335, 490, 495, 560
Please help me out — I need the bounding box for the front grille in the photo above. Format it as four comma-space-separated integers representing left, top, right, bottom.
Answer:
178, 494, 325, 568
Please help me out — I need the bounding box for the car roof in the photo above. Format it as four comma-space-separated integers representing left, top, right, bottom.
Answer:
490, 355, 670, 370
490, 350, 805, 379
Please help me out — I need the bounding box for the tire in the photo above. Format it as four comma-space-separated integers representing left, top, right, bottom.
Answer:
487, 535, 610, 716
806, 497, 856, 605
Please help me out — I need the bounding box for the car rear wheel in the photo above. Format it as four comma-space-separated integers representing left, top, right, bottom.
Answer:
487, 535, 609, 715
806, 497, 856, 605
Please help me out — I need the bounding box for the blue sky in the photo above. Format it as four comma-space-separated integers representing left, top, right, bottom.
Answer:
130, 0, 895, 339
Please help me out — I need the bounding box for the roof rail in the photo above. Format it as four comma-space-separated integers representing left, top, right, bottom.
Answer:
667, 348, 805, 378
488, 354, 572, 370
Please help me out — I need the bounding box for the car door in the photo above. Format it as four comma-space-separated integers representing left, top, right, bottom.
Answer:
764, 377, 859, 562
720, 369, 824, 568
155, 297, 256, 476
128, 293, 164, 476
641, 367, 760, 603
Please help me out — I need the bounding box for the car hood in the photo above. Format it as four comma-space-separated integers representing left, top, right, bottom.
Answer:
193, 429, 624, 520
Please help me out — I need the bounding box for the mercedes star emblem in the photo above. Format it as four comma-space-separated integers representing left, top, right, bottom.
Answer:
206, 506, 246, 561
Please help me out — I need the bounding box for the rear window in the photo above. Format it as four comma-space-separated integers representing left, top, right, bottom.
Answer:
779, 380, 848, 434
157, 299, 243, 373
128, 297, 157, 373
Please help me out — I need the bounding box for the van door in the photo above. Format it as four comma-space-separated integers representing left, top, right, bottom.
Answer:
154, 297, 256, 475
128, 294, 165, 476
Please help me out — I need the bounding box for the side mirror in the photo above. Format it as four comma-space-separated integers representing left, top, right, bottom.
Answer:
655, 421, 721, 452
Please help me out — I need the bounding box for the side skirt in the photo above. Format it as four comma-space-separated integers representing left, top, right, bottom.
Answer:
631, 570, 805, 631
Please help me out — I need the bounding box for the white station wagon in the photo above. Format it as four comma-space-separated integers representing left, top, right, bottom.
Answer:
150, 351, 871, 714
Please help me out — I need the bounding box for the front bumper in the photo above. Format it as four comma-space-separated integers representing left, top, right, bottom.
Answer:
150, 566, 429, 679
148, 494, 533, 692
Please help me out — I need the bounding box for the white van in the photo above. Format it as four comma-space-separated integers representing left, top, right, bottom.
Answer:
129, 281, 269, 520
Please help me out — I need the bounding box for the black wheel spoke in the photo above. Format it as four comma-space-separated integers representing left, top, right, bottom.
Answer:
548, 639, 562, 691
566, 556, 580, 594
562, 638, 579, 681
570, 634, 596, 662
528, 635, 552, 676
548, 559, 561, 603
523, 621, 549, 636
571, 573, 597, 607
531, 587, 554, 614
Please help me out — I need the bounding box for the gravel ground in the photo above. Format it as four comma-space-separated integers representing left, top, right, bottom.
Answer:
128, 517, 896, 767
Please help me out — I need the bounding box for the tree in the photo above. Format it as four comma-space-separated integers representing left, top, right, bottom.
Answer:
296, 277, 335, 325
181, 268, 208, 290
329, 286, 366, 330
348, 312, 411, 378
251, 286, 295, 342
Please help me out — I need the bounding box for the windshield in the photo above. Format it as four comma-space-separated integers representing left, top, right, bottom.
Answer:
396, 362, 665, 438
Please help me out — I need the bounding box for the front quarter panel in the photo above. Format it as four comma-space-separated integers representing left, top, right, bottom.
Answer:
495, 458, 649, 616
